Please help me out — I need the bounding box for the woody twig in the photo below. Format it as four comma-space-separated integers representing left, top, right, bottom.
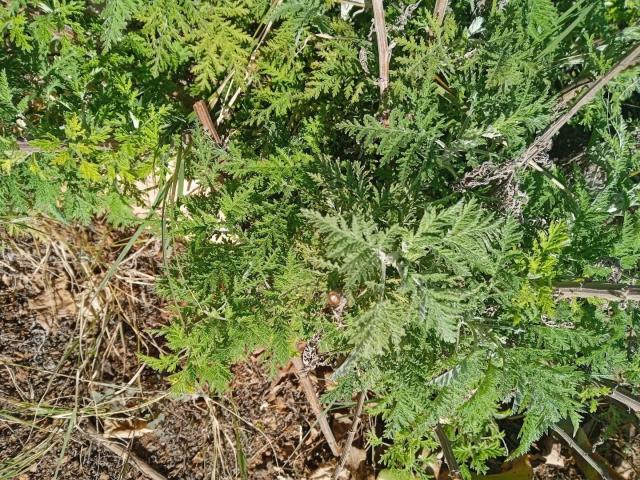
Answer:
292, 357, 341, 457
193, 100, 223, 146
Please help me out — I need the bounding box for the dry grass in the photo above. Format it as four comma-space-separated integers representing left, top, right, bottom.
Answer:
0, 217, 171, 478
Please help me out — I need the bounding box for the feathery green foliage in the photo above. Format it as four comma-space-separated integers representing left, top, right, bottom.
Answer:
3, 0, 640, 477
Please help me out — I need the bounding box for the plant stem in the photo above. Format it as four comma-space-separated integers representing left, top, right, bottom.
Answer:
517, 43, 640, 170
193, 100, 223, 146
332, 390, 366, 480
551, 425, 613, 480
553, 282, 640, 302
371, 0, 390, 98
434, 424, 461, 479
433, 0, 448, 25
291, 357, 341, 457
82, 424, 168, 480
608, 389, 640, 412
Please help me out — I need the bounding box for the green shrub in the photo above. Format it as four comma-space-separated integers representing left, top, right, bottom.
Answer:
3, 0, 640, 477
0, 0, 267, 223
153, 1, 640, 476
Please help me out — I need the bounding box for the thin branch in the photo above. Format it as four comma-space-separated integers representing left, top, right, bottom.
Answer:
16, 140, 43, 154
433, 0, 448, 25
291, 357, 341, 457
82, 424, 168, 480
557, 77, 593, 108
215, 0, 282, 124
14, 140, 114, 154
554, 282, 640, 302
608, 389, 640, 412
193, 100, 223, 146
434, 424, 461, 479
551, 425, 613, 480
459, 43, 640, 192
371, 0, 390, 98
517, 43, 640, 170
332, 390, 366, 480
526, 158, 568, 191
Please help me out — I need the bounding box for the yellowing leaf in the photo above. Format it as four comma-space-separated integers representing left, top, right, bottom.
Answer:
1, 158, 13, 174
88, 126, 111, 144
71, 142, 93, 156
52, 151, 72, 166
27, 159, 43, 176
30, 137, 62, 152
78, 160, 101, 182
64, 114, 84, 141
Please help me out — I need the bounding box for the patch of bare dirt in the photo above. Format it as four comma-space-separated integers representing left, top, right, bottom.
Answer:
0, 220, 169, 479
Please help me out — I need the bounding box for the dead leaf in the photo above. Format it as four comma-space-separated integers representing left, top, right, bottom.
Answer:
544, 442, 565, 468
28, 277, 76, 331
478, 456, 533, 480
191, 451, 205, 464
322, 369, 338, 391
304, 426, 320, 445
76, 280, 111, 322
332, 414, 353, 441
346, 446, 366, 472
430, 462, 443, 479
310, 463, 350, 480
103, 418, 153, 439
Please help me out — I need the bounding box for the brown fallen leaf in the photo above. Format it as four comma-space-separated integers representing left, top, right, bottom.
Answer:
309, 463, 350, 480
346, 446, 367, 476
28, 277, 76, 332
544, 441, 565, 468
477, 456, 534, 480
103, 418, 153, 439
332, 413, 354, 441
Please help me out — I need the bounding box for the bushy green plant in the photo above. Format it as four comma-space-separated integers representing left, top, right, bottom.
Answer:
0, 0, 270, 223
153, 1, 640, 476
3, 0, 640, 477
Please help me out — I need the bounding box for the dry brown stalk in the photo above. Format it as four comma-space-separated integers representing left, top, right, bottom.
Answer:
551, 425, 613, 480
433, 0, 449, 25
83, 423, 168, 480
554, 282, 640, 302
193, 100, 223, 146
371, 0, 390, 98
459, 43, 640, 193
517, 43, 640, 172
16, 140, 42, 154
15, 140, 114, 154
434, 423, 461, 479
331, 390, 366, 480
608, 390, 640, 412
215, 0, 282, 124
291, 356, 341, 457
557, 77, 593, 108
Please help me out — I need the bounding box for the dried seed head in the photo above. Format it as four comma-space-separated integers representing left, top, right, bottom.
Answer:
327, 290, 342, 308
